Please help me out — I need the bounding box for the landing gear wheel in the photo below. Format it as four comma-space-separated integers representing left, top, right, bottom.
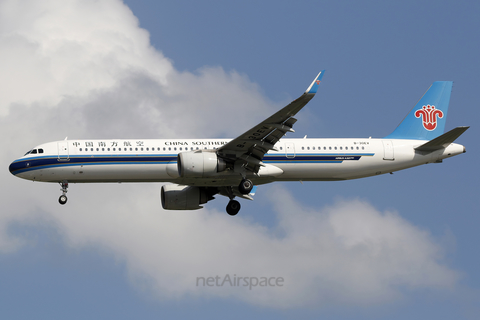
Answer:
238, 179, 253, 195
58, 180, 69, 205
226, 200, 241, 216
59, 195, 68, 205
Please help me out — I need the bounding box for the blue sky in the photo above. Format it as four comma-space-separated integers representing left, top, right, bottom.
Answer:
1, 0, 479, 319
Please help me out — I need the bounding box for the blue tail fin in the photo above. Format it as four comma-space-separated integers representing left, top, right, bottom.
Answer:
385, 81, 453, 140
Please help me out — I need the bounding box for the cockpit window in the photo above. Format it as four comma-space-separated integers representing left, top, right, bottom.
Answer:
24, 148, 43, 156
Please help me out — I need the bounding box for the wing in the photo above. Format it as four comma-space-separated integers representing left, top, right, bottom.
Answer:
217, 70, 325, 173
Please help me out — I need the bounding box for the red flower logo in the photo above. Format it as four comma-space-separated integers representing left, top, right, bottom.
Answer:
415, 105, 443, 131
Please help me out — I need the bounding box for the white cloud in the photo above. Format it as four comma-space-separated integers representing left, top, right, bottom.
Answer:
1, 182, 458, 308
0, 0, 459, 309
0, 0, 273, 135
0, 0, 172, 116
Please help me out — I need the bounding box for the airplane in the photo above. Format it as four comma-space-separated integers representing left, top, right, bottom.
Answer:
9, 71, 469, 216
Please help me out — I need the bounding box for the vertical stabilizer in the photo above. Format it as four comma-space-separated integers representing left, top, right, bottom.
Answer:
385, 81, 452, 140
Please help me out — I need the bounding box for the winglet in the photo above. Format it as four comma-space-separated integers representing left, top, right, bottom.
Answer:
305, 70, 325, 94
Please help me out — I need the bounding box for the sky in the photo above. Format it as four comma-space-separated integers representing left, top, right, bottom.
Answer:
0, 0, 479, 319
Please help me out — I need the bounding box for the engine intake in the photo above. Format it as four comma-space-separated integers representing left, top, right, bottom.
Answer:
177, 150, 226, 178
161, 184, 214, 210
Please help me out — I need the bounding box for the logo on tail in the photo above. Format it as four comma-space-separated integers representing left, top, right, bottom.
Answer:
415, 105, 444, 131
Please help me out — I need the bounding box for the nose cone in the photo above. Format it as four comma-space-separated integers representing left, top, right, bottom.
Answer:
9, 160, 21, 176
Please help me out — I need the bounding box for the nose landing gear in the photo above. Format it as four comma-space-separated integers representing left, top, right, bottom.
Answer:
58, 180, 68, 205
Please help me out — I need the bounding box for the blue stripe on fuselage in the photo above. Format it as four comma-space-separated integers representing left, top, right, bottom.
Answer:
263, 153, 373, 163
9, 154, 178, 175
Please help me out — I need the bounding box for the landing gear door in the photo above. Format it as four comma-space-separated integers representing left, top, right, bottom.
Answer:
285, 142, 295, 159
58, 141, 70, 161
382, 140, 394, 161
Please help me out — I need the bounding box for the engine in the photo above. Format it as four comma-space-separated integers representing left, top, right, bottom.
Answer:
177, 150, 226, 178
161, 184, 215, 210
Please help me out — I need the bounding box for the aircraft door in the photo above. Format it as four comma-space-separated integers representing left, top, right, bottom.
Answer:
285, 142, 295, 158
58, 141, 70, 161
382, 140, 394, 160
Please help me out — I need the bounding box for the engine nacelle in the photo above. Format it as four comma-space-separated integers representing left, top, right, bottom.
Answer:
161, 184, 212, 210
177, 150, 226, 178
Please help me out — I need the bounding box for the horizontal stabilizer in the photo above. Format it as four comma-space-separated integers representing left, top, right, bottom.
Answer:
415, 126, 469, 152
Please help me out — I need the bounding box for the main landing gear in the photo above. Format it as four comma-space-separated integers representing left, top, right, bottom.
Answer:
58, 180, 68, 205
225, 179, 253, 216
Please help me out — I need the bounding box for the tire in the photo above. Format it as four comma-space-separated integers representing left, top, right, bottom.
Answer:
226, 200, 241, 216
59, 195, 68, 205
238, 179, 253, 194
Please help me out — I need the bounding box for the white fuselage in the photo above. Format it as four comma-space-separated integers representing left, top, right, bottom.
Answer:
10, 138, 465, 186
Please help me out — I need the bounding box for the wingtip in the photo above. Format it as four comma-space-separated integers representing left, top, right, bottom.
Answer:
305, 70, 325, 94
